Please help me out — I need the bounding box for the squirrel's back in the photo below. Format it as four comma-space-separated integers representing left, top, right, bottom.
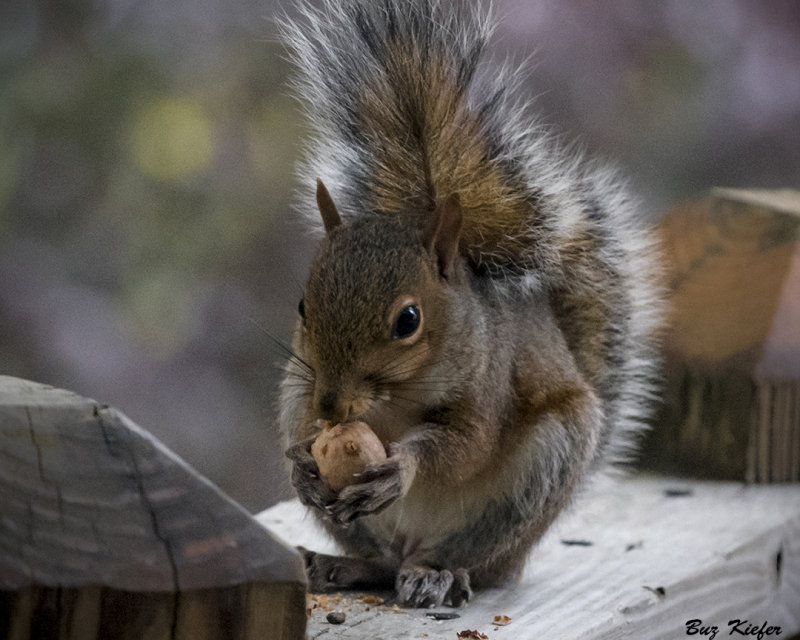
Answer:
282, 0, 663, 464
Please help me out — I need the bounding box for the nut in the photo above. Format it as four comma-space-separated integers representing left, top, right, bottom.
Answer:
311, 421, 387, 491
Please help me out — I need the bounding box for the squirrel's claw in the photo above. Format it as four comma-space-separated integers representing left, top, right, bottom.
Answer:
395, 566, 472, 608
327, 458, 403, 525
284, 438, 314, 462
286, 440, 338, 511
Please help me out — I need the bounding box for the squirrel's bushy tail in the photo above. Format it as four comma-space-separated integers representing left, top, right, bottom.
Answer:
281, 0, 558, 271
282, 0, 665, 467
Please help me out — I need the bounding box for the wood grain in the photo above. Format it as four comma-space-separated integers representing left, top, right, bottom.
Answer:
0, 376, 306, 639
259, 477, 800, 639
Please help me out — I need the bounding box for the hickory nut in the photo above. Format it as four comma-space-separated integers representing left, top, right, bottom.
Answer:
311, 421, 387, 491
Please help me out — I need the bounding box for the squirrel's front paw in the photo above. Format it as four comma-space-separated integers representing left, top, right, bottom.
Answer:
326, 456, 405, 525
285, 439, 338, 511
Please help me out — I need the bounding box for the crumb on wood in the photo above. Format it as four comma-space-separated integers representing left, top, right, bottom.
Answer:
358, 593, 385, 605
560, 539, 593, 547
306, 592, 345, 613
326, 611, 346, 625
306, 592, 403, 618
457, 631, 489, 640
664, 488, 693, 497
425, 611, 461, 620
643, 585, 666, 598
493, 614, 512, 626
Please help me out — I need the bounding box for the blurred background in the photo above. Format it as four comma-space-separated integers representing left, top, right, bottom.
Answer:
1, 0, 798, 512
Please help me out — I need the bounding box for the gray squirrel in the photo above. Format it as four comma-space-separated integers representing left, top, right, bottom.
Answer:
278, 0, 663, 607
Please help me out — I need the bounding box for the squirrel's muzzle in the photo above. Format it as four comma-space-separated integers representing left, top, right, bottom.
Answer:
315, 387, 354, 424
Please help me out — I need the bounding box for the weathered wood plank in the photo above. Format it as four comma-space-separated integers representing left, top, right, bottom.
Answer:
641, 188, 800, 481
1, 583, 307, 640
0, 376, 306, 639
259, 476, 800, 639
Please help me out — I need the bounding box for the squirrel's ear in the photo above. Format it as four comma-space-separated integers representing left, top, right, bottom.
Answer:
316, 178, 342, 235
424, 193, 463, 282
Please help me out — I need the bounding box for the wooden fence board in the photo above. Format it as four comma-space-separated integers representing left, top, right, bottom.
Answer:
0, 376, 306, 640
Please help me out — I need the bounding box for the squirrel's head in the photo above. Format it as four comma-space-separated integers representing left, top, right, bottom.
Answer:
293, 179, 466, 426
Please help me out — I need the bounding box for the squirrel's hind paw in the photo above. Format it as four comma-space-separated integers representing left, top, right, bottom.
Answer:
299, 548, 396, 592
449, 568, 472, 607
396, 566, 472, 608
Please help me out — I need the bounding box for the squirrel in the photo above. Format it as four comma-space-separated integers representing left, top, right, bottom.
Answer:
277, 0, 663, 608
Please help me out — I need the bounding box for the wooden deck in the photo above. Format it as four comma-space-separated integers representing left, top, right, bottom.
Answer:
258, 475, 800, 639
2, 374, 799, 639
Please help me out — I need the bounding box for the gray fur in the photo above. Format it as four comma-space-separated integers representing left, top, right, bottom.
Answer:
277, 0, 664, 608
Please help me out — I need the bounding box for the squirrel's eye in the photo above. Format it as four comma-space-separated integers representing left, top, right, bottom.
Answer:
393, 305, 421, 339
298, 298, 306, 320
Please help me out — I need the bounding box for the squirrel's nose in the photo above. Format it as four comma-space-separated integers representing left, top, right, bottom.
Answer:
317, 390, 351, 423
318, 391, 337, 419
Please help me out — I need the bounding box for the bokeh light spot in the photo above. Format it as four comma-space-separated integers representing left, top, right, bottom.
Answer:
131, 98, 213, 181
